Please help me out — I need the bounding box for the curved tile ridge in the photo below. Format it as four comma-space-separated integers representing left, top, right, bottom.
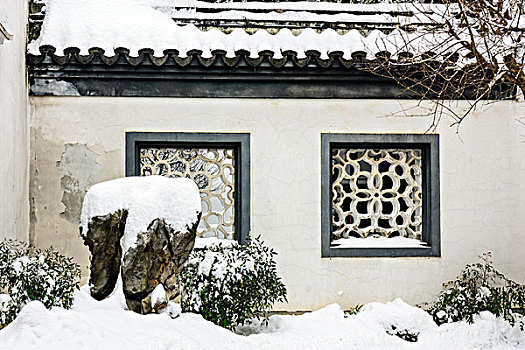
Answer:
27, 45, 379, 69
29, 25, 434, 63
29, 26, 372, 60
28, 0, 437, 61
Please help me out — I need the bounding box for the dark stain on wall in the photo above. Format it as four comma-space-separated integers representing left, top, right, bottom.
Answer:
56, 143, 101, 224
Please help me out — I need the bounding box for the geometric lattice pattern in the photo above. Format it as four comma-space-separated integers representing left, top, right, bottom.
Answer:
140, 147, 235, 239
331, 148, 423, 241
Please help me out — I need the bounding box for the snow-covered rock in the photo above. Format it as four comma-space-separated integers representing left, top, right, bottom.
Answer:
80, 176, 201, 314
81, 176, 201, 253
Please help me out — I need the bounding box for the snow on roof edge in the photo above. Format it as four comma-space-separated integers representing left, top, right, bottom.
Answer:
29, 0, 441, 59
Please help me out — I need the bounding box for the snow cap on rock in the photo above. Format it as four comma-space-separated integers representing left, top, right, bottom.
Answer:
80, 176, 201, 253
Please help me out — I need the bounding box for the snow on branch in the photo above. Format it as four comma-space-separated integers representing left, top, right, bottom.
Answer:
363, 0, 525, 127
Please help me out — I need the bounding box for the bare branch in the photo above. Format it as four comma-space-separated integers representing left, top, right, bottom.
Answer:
360, 0, 524, 128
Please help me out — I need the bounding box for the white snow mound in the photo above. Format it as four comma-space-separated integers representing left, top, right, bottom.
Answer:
1, 290, 524, 350
359, 298, 437, 337
80, 176, 201, 253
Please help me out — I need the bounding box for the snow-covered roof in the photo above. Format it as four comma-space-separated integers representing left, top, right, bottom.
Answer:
28, 0, 441, 61
34, 1, 501, 99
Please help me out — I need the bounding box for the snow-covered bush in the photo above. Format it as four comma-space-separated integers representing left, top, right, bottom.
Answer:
178, 237, 287, 330
428, 253, 525, 329
0, 239, 81, 328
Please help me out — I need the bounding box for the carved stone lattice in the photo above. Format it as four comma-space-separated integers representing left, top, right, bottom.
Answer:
331, 148, 423, 241
140, 148, 234, 239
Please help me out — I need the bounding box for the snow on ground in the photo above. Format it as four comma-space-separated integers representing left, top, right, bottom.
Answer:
0, 288, 523, 350
80, 176, 201, 253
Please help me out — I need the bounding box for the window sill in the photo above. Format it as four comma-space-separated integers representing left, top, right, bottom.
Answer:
322, 246, 440, 258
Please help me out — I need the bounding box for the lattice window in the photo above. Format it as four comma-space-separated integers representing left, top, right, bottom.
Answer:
321, 134, 440, 258
140, 147, 235, 239
331, 148, 423, 241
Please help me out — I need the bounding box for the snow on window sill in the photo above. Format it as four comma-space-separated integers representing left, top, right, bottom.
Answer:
331, 236, 428, 249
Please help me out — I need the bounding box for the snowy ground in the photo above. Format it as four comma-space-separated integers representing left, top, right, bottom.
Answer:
0, 287, 523, 350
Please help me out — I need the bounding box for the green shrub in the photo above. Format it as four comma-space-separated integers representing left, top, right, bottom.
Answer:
178, 237, 287, 330
0, 239, 81, 328
428, 252, 525, 329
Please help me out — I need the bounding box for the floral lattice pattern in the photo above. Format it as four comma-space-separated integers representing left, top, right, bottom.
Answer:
140, 148, 235, 239
331, 148, 423, 241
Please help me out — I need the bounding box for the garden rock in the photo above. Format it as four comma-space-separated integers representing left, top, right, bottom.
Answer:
121, 217, 200, 314
81, 209, 128, 300
79, 176, 202, 315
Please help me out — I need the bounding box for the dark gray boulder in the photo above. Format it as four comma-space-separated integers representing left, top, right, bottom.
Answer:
81, 209, 128, 300
121, 216, 200, 314
79, 176, 202, 314
81, 210, 200, 313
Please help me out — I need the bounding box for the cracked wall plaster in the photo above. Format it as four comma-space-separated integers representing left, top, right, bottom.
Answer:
30, 97, 525, 310
56, 143, 101, 224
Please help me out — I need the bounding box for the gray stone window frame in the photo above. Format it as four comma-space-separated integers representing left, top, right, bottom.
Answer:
321, 133, 440, 258
126, 132, 250, 245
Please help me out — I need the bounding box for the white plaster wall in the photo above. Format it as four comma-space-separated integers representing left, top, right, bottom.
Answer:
29, 97, 525, 310
0, 3, 29, 241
